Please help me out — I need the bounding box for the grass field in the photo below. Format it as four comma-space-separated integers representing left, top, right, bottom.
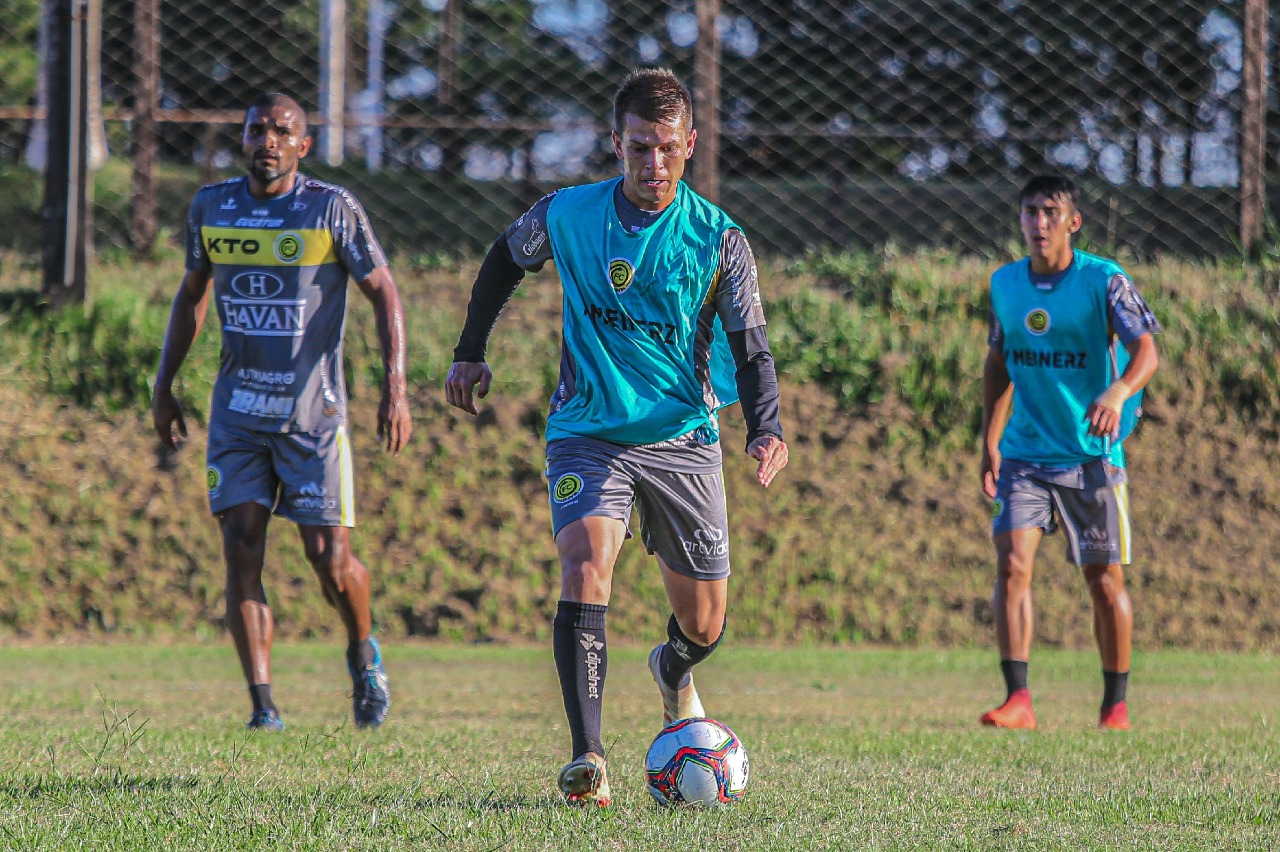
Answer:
0, 643, 1275, 850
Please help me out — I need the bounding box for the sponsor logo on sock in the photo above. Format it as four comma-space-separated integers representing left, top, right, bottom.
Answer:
581, 633, 603, 700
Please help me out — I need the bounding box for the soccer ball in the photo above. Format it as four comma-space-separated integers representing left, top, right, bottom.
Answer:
644, 717, 749, 807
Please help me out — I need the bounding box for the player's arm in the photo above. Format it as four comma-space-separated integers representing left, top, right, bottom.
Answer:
444, 236, 525, 415
1086, 272, 1163, 437
152, 268, 213, 449
355, 266, 412, 454
980, 343, 1012, 501
727, 327, 787, 487
715, 229, 788, 488
446, 197, 553, 416
1085, 333, 1158, 438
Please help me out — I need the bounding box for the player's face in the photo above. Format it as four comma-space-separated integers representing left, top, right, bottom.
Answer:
612, 113, 696, 211
242, 103, 311, 193
1019, 192, 1081, 271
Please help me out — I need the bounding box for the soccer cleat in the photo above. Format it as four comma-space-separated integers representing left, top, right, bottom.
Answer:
1099, 701, 1130, 730
349, 637, 391, 729
980, 688, 1037, 729
246, 708, 285, 732
557, 752, 611, 807
648, 644, 705, 725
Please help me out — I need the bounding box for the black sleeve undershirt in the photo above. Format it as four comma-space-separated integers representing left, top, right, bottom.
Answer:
452, 236, 525, 363
727, 325, 783, 450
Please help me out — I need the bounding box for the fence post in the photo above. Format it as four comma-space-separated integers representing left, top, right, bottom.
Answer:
319, 0, 346, 166
130, 0, 159, 255
693, 0, 721, 205
41, 0, 90, 305
438, 0, 463, 175
1240, 0, 1268, 257
361, 0, 388, 170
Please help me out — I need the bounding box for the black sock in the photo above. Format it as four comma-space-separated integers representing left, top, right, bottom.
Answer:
249, 683, 276, 714
553, 601, 608, 758
1000, 659, 1029, 699
347, 638, 376, 670
659, 614, 724, 691
1102, 670, 1128, 708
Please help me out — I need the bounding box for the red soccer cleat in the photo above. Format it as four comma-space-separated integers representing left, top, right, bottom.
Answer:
980, 688, 1038, 729
1099, 701, 1130, 731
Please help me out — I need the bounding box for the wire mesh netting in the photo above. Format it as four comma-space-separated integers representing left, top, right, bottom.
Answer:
0, 0, 1264, 258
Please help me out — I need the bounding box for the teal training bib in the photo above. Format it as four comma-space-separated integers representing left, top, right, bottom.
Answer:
545, 179, 739, 445
992, 250, 1142, 467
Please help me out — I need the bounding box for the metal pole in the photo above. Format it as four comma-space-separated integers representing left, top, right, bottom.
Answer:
319, 0, 346, 166
437, 0, 461, 174
693, 0, 721, 204
42, 0, 89, 304
1240, 0, 1268, 257
130, 0, 158, 254
363, 0, 387, 170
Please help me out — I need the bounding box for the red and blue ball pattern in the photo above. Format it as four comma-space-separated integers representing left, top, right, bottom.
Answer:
645, 717, 749, 807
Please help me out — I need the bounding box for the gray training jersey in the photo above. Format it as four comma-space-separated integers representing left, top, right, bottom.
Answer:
185, 175, 387, 433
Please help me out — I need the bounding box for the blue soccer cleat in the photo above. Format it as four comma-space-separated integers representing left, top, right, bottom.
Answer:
246, 708, 286, 732
349, 637, 391, 729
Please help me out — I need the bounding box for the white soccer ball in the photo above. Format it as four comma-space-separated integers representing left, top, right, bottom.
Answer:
644, 717, 749, 807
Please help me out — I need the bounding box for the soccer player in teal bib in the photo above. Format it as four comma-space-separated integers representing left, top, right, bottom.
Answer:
980, 175, 1160, 731
446, 68, 789, 806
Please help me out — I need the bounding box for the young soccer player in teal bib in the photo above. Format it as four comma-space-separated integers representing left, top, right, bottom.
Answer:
980, 175, 1161, 731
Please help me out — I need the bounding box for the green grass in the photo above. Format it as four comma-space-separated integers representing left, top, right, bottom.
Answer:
0, 643, 1275, 850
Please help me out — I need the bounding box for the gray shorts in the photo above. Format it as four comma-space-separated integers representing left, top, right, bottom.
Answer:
206, 419, 356, 527
545, 435, 730, 580
991, 459, 1131, 566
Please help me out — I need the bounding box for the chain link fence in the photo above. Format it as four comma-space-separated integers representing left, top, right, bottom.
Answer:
0, 0, 1270, 261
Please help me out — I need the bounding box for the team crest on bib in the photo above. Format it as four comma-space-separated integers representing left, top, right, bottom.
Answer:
207, 465, 222, 496
552, 473, 584, 504
608, 258, 635, 293
273, 232, 303, 263
1024, 308, 1051, 336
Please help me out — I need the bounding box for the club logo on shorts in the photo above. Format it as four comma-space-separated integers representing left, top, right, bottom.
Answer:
273, 232, 303, 263
991, 498, 1003, 519
608, 258, 635, 293
552, 473, 584, 504
1024, 309, 1051, 336
207, 465, 222, 496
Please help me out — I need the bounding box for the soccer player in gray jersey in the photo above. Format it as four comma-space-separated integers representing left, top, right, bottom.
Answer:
446, 68, 789, 806
152, 92, 411, 731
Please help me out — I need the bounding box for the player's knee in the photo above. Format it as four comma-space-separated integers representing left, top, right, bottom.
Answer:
221, 522, 265, 564
672, 612, 725, 649
996, 550, 1033, 586
683, 620, 723, 648
560, 556, 612, 590
1086, 566, 1125, 604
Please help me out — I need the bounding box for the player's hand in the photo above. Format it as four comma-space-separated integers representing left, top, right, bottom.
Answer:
378, 388, 412, 455
980, 447, 1000, 500
1084, 400, 1121, 438
151, 388, 188, 450
444, 361, 493, 415
747, 435, 789, 488
1085, 380, 1130, 438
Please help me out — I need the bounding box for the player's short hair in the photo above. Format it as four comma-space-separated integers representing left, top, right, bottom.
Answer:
613, 68, 693, 134
1019, 174, 1079, 211
243, 92, 308, 132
